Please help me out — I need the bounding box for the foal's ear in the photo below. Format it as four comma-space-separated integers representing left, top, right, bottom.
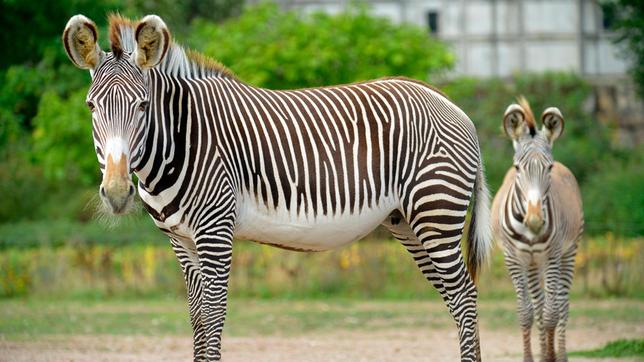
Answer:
133, 15, 171, 69
63, 15, 103, 69
502, 104, 529, 140
541, 107, 565, 144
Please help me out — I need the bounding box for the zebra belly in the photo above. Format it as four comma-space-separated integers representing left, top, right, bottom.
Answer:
234, 197, 399, 251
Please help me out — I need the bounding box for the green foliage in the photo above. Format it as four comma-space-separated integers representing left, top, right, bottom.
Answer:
440, 72, 642, 236
188, 3, 453, 89
0, 3, 640, 237
0, 0, 122, 69
569, 339, 644, 358
441, 72, 606, 192
602, 0, 644, 97
583, 150, 644, 237
32, 89, 98, 185
0, 146, 50, 223
125, 0, 244, 34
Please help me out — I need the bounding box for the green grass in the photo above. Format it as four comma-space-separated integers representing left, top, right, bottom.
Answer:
569, 339, 644, 358
0, 297, 642, 340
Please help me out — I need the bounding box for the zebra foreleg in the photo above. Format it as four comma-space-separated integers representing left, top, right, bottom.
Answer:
194, 218, 235, 361
504, 253, 535, 362
527, 265, 545, 360
542, 250, 563, 362
170, 238, 207, 360
555, 244, 577, 362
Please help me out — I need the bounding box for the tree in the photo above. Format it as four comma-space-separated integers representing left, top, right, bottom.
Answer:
187, 3, 454, 89
602, 0, 644, 97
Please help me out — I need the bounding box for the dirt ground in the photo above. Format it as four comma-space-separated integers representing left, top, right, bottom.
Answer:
1, 322, 641, 362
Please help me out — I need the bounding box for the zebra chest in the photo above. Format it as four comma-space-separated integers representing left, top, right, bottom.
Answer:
234, 198, 397, 252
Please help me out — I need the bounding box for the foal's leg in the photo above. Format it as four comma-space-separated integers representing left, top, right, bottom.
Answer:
542, 246, 563, 362
504, 252, 534, 362
555, 244, 577, 362
527, 265, 545, 359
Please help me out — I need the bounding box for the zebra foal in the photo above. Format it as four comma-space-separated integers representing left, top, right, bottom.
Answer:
491, 98, 584, 362
63, 14, 492, 361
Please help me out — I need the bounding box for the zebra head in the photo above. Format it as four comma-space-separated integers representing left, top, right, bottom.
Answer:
503, 97, 564, 234
62, 14, 171, 214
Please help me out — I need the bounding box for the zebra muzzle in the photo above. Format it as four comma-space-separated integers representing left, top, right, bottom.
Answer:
100, 153, 135, 214
524, 201, 545, 233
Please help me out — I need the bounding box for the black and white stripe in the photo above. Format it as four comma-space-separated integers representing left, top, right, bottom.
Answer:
491, 100, 584, 362
80, 17, 493, 361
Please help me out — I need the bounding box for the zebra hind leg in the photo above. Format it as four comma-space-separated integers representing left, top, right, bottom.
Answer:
170, 238, 207, 360
555, 244, 577, 362
404, 205, 480, 361
504, 254, 535, 362
382, 211, 451, 306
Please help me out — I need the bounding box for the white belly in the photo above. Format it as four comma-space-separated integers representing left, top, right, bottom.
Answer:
235, 194, 399, 251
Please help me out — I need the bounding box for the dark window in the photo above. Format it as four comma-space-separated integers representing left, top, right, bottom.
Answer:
600, 3, 616, 30
427, 11, 439, 34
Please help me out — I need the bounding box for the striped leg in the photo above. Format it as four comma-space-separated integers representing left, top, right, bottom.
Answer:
194, 197, 236, 361
527, 265, 545, 359
406, 202, 480, 361
556, 244, 577, 362
504, 253, 534, 362
170, 238, 207, 360
542, 250, 562, 362
194, 230, 233, 361
382, 213, 450, 306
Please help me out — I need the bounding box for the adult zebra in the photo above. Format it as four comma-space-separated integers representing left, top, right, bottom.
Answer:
63, 14, 492, 361
491, 98, 583, 362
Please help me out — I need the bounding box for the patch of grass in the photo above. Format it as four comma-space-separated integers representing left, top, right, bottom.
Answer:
1, 298, 642, 341
0, 297, 191, 338
569, 339, 644, 358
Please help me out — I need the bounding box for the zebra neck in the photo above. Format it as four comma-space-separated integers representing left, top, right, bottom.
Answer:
136, 72, 200, 194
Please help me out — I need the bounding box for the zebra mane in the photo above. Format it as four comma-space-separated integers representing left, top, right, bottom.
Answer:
108, 14, 236, 80
516, 95, 537, 136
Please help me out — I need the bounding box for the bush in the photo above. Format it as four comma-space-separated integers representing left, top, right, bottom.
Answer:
583, 150, 644, 237
0, 145, 50, 223
188, 3, 453, 89
31, 89, 98, 186
441, 72, 607, 192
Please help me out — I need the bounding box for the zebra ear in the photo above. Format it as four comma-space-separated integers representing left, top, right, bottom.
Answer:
63, 15, 103, 69
134, 15, 171, 69
541, 107, 564, 144
502, 104, 528, 140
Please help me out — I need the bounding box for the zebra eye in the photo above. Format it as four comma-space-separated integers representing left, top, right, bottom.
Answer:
86, 101, 96, 112
138, 101, 149, 112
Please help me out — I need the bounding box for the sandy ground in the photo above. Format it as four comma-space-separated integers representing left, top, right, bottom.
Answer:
1, 322, 641, 362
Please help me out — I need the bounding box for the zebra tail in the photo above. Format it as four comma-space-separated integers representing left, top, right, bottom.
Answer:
465, 154, 493, 283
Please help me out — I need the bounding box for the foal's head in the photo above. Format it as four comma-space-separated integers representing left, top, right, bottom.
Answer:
502, 97, 565, 234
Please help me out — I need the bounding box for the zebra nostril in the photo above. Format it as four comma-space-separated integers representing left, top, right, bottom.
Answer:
100, 186, 106, 198
128, 184, 135, 196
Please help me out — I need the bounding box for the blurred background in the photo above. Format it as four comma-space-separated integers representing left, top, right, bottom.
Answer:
0, 0, 642, 360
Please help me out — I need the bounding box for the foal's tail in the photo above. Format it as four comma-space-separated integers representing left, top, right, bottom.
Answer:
465, 151, 493, 283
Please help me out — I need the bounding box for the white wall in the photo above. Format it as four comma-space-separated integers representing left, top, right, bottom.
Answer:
272, 0, 630, 78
